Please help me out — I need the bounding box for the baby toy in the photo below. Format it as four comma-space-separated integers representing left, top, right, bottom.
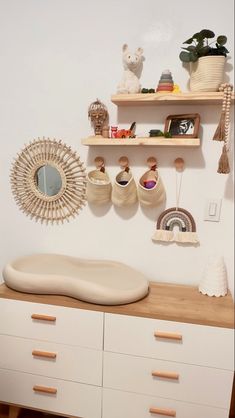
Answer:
114, 122, 136, 139
141, 88, 155, 93
149, 129, 172, 138
117, 44, 144, 94
111, 126, 118, 138
88, 99, 108, 136
156, 70, 174, 93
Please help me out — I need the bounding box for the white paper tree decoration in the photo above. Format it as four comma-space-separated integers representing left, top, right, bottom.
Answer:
199, 255, 228, 297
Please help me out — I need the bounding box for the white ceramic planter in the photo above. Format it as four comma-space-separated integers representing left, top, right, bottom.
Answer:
190, 56, 226, 92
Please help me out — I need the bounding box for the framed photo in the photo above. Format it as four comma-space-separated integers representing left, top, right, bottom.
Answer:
164, 113, 200, 138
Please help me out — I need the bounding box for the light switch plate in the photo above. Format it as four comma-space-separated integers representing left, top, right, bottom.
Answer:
204, 199, 222, 222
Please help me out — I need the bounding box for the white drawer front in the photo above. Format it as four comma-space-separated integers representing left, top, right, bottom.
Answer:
103, 388, 229, 418
0, 298, 103, 349
0, 368, 101, 418
104, 314, 234, 370
103, 352, 233, 409
0, 334, 102, 386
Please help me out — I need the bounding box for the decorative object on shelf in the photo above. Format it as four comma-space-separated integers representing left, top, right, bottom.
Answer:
88, 99, 108, 136
114, 122, 136, 139
149, 129, 172, 138
141, 88, 155, 93
164, 113, 200, 138
199, 255, 228, 297
86, 157, 112, 205
213, 83, 233, 174
179, 29, 229, 92
138, 157, 166, 207
156, 70, 174, 93
111, 126, 118, 138
112, 157, 137, 207
11, 138, 86, 224
102, 125, 110, 138
152, 158, 199, 244
172, 84, 181, 93
117, 44, 144, 94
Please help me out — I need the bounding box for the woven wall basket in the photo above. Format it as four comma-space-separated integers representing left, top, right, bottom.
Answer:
138, 171, 166, 207
190, 56, 225, 92
86, 170, 112, 205
112, 170, 137, 207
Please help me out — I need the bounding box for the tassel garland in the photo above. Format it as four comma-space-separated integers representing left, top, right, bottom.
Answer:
217, 145, 230, 174
213, 83, 233, 173
213, 111, 226, 141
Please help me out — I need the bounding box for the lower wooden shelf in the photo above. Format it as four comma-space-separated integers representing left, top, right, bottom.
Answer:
81, 136, 200, 147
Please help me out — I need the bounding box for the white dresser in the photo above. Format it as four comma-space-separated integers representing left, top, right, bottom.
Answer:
0, 282, 234, 418
0, 297, 103, 418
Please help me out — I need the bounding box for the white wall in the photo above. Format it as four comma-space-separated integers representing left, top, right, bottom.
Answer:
0, 0, 234, 294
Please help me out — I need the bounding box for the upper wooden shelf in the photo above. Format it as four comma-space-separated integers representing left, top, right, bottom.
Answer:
111, 92, 235, 106
82, 136, 200, 147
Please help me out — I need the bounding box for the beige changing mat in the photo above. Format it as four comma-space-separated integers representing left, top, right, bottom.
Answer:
3, 254, 149, 306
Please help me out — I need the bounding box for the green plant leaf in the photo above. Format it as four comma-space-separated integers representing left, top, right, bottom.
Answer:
200, 29, 215, 39
189, 51, 198, 62
218, 46, 229, 53
198, 45, 211, 56
179, 51, 191, 62
193, 32, 202, 40
187, 45, 196, 52
183, 38, 194, 44
181, 46, 196, 52
217, 35, 227, 45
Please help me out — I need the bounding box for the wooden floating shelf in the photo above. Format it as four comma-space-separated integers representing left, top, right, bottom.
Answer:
111, 92, 235, 106
82, 136, 200, 147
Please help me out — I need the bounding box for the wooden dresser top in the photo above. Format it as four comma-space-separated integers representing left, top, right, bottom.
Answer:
0, 282, 234, 329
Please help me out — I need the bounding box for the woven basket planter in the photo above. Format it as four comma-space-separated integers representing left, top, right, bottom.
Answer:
138, 171, 166, 207
86, 170, 112, 205
190, 56, 225, 92
112, 170, 137, 207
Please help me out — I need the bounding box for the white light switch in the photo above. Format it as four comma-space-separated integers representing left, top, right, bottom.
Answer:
204, 199, 222, 222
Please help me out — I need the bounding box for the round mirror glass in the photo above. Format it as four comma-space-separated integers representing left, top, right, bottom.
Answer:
35, 165, 62, 196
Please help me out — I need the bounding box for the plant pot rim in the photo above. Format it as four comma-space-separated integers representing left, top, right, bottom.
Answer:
197, 55, 226, 61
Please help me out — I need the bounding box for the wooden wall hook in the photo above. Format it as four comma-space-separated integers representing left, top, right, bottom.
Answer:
94, 156, 105, 172
119, 156, 129, 172
147, 156, 157, 171
174, 157, 185, 172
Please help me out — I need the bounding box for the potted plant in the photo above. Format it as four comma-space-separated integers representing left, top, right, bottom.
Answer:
179, 29, 229, 92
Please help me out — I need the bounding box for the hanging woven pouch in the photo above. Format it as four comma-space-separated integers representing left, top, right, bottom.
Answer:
138, 170, 166, 207
112, 170, 137, 207
86, 169, 112, 205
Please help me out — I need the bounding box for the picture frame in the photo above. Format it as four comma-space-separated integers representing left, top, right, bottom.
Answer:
164, 113, 200, 138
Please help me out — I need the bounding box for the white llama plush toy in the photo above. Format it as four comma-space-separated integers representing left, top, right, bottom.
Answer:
117, 44, 144, 94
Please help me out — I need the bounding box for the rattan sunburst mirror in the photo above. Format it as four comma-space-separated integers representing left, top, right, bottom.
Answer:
11, 138, 87, 224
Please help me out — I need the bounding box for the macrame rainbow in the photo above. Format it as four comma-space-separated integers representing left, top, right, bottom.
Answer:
152, 207, 199, 244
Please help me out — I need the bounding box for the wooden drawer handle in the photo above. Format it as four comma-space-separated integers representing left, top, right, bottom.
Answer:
149, 407, 176, 416
152, 371, 179, 380
31, 314, 56, 322
33, 385, 57, 395
32, 350, 57, 359
154, 331, 182, 341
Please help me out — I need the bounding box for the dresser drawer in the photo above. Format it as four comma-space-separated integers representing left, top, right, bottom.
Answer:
103, 351, 233, 409
0, 298, 103, 349
104, 314, 234, 370
103, 388, 229, 418
0, 368, 101, 418
0, 334, 102, 386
